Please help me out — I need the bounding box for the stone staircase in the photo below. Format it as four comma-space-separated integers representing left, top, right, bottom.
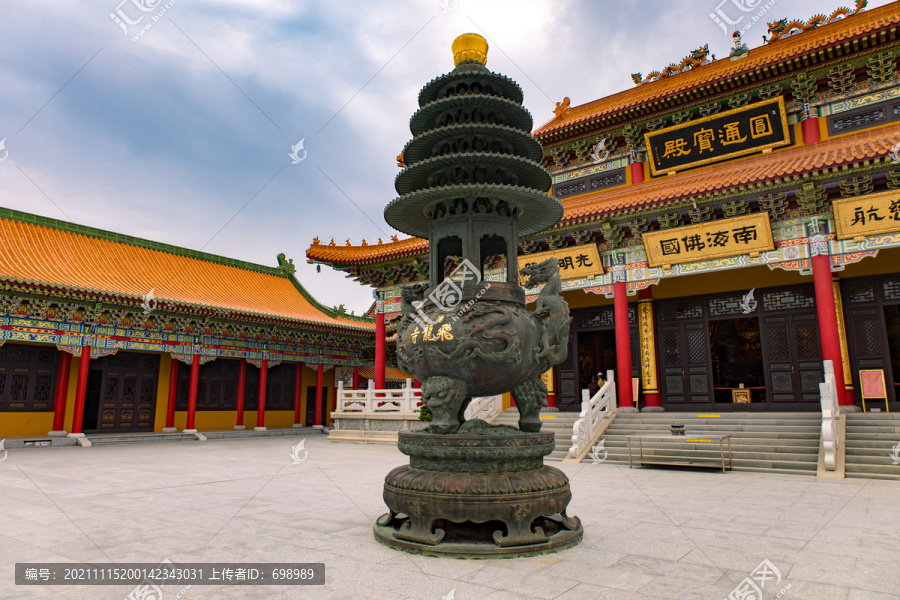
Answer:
490, 409, 580, 461
590, 412, 821, 475
845, 413, 900, 480
85, 432, 199, 446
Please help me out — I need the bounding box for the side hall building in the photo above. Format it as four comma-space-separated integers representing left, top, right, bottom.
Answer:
308, 1, 900, 414
0, 208, 376, 439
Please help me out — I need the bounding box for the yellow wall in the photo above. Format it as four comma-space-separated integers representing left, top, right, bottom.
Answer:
792, 121, 804, 146
652, 265, 807, 300
837, 247, 900, 278
62, 350, 80, 433
153, 354, 173, 431
0, 412, 54, 439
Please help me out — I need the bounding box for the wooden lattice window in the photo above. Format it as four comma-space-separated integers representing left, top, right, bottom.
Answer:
0, 343, 59, 412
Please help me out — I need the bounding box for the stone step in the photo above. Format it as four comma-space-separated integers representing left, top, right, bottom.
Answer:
845, 440, 900, 450
846, 414, 900, 420
87, 433, 198, 445
604, 431, 822, 440
613, 413, 820, 420
841, 414, 900, 480
602, 442, 817, 455
603, 449, 817, 462
601, 455, 816, 472
578, 412, 820, 474
845, 453, 900, 465
847, 425, 900, 436
602, 436, 818, 446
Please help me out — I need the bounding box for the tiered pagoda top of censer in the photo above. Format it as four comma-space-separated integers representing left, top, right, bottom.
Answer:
385, 33, 562, 286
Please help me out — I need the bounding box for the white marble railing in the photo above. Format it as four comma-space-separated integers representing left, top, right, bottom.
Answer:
464, 395, 503, 421
820, 360, 840, 471
336, 379, 422, 412
569, 370, 616, 458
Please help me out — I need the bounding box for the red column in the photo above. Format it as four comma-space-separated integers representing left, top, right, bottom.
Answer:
630, 151, 645, 185
314, 363, 324, 427
163, 359, 179, 432
255, 358, 268, 430
509, 394, 517, 408
184, 352, 200, 432
546, 367, 557, 409
50, 351, 72, 435
293, 362, 303, 427
614, 280, 636, 410
813, 254, 853, 407
352, 366, 360, 389
800, 104, 821, 145
68, 345, 91, 437
235, 358, 246, 429
375, 297, 386, 390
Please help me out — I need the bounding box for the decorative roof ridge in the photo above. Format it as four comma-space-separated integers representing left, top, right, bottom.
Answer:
0, 206, 288, 278
533, 1, 899, 138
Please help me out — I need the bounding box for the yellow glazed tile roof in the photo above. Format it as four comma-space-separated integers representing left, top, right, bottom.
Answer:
358, 366, 414, 382
0, 212, 373, 331
534, 2, 900, 138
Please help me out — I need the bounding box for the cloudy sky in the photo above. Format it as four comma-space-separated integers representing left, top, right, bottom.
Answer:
0, 0, 889, 314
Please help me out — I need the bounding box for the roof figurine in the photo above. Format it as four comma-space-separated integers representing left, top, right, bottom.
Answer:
729, 30, 749, 61
631, 44, 711, 85
554, 97, 571, 118
276, 253, 296, 276
763, 1, 867, 44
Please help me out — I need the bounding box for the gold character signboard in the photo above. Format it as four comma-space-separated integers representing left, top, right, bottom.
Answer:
642, 213, 774, 268
833, 190, 900, 240
519, 245, 603, 283
644, 97, 791, 176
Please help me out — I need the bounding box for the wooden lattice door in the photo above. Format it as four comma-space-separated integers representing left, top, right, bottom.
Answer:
92, 352, 159, 431
659, 321, 713, 405
761, 313, 823, 403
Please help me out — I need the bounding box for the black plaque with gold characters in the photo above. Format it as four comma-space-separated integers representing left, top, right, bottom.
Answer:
645, 97, 790, 176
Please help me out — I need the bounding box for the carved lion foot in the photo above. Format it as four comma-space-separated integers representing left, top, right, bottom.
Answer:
422, 376, 468, 434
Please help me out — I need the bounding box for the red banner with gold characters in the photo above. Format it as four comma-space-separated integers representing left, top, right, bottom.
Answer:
642, 213, 774, 267
644, 97, 790, 176
833, 190, 900, 240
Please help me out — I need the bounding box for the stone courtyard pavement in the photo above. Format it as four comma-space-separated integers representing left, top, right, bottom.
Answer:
1, 435, 898, 600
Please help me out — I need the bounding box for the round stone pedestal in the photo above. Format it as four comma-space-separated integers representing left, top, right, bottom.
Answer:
374, 426, 582, 558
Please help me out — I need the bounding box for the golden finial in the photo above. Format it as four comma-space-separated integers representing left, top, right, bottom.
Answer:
452, 33, 488, 66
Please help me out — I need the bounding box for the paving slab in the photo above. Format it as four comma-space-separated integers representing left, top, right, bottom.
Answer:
0, 435, 898, 599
